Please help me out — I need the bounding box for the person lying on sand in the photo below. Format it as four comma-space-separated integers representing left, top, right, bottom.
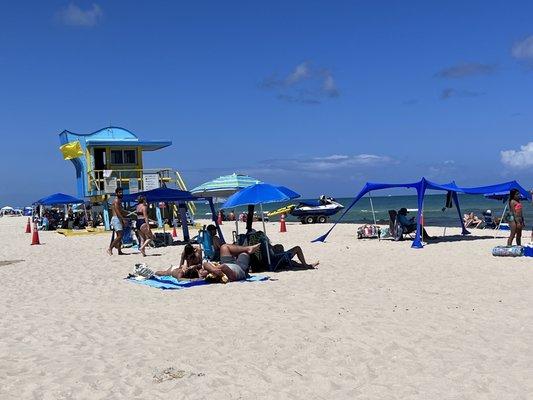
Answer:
271, 243, 319, 269
200, 243, 260, 282
247, 230, 319, 270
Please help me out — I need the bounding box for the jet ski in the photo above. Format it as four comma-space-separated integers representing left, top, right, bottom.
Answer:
268, 195, 344, 224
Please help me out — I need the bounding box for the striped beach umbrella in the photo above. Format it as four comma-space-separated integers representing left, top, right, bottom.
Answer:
191, 173, 261, 198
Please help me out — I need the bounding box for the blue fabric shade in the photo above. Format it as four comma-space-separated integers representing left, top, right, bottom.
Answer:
121, 187, 201, 203
221, 183, 300, 209
484, 191, 528, 201
34, 193, 84, 205
313, 178, 531, 248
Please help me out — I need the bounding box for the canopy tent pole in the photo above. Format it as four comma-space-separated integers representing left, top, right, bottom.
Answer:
496, 202, 508, 238
178, 202, 190, 242
208, 198, 225, 244
260, 203, 271, 266
234, 208, 239, 237
451, 191, 469, 235
412, 181, 426, 248
246, 205, 254, 233
368, 192, 377, 225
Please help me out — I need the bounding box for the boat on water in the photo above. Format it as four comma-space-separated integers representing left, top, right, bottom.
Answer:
268, 195, 344, 224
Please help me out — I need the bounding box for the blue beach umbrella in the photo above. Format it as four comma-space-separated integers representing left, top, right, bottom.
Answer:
222, 183, 300, 208
191, 173, 261, 198
222, 182, 300, 264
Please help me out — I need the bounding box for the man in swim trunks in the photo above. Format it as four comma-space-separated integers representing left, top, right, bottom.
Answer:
108, 187, 128, 255
201, 243, 260, 281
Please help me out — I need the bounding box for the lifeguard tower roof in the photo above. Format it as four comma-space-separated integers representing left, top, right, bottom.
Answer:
59, 126, 171, 151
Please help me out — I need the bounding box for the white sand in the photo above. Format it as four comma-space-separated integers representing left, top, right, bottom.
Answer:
0, 216, 532, 399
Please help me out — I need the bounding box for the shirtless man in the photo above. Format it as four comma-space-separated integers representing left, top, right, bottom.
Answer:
107, 187, 128, 255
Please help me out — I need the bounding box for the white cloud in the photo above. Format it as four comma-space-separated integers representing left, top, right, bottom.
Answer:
511, 36, 533, 60
260, 61, 340, 104
322, 73, 339, 97
58, 3, 103, 27
257, 154, 395, 173
501, 142, 533, 168
286, 62, 311, 85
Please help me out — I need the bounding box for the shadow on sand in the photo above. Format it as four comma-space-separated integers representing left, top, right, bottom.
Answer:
425, 234, 498, 244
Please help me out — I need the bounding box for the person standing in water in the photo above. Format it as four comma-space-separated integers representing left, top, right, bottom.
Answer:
108, 187, 128, 255
507, 188, 524, 246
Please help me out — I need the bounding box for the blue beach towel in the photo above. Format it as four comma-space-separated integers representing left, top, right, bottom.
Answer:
126, 274, 269, 290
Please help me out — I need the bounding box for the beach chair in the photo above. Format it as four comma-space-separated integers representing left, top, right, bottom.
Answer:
197, 226, 216, 260
481, 211, 496, 229
246, 231, 293, 272
388, 210, 413, 241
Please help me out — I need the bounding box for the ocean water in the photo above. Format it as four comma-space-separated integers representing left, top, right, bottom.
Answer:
193, 194, 533, 227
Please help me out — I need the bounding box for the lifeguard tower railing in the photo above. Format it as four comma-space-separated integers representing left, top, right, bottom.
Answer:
87, 168, 175, 196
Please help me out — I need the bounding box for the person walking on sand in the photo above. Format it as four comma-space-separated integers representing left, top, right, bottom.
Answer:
136, 196, 156, 256
108, 187, 128, 255
507, 188, 524, 246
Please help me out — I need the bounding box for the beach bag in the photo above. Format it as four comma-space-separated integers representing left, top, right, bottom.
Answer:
522, 245, 533, 257
357, 224, 379, 239
380, 227, 391, 239
492, 245, 523, 257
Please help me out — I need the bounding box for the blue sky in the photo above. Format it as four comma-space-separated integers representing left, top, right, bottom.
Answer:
1, 1, 533, 205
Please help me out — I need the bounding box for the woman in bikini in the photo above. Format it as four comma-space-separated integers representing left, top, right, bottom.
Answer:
136, 196, 156, 256
154, 244, 203, 279
507, 189, 524, 246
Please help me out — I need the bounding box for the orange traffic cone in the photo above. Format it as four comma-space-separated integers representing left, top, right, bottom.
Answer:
280, 213, 287, 233
25, 217, 31, 233
217, 211, 223, 225
31, 222, 40, 245
172, 225, 178, 240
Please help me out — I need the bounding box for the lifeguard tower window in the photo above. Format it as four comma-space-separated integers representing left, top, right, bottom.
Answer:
111, 150, 123, 164
110, 149, 136, 165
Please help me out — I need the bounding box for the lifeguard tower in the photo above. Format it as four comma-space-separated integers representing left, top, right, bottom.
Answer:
59, 126, 189, 229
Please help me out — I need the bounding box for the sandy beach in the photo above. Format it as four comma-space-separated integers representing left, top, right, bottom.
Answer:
0, 216, 532, 399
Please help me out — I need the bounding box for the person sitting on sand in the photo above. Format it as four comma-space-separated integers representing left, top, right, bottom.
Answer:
463, 212, 482, 229
397, 208, 432, 240
154, 243, 204, 279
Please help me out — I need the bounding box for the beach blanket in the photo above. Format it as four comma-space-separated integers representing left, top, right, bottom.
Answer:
126, 274, 269, 290
492, 245, 523, 257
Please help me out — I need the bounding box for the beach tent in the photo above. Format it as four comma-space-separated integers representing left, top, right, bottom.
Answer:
34, 193, 84, 206
191, 173, 262, 235
121, 187, 224, 242
313, 178, 531, 248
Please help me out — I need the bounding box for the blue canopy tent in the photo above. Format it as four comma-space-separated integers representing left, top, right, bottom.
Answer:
34, 193, 84, 206
313, 178, 531, 248
121, 187, 224, 242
